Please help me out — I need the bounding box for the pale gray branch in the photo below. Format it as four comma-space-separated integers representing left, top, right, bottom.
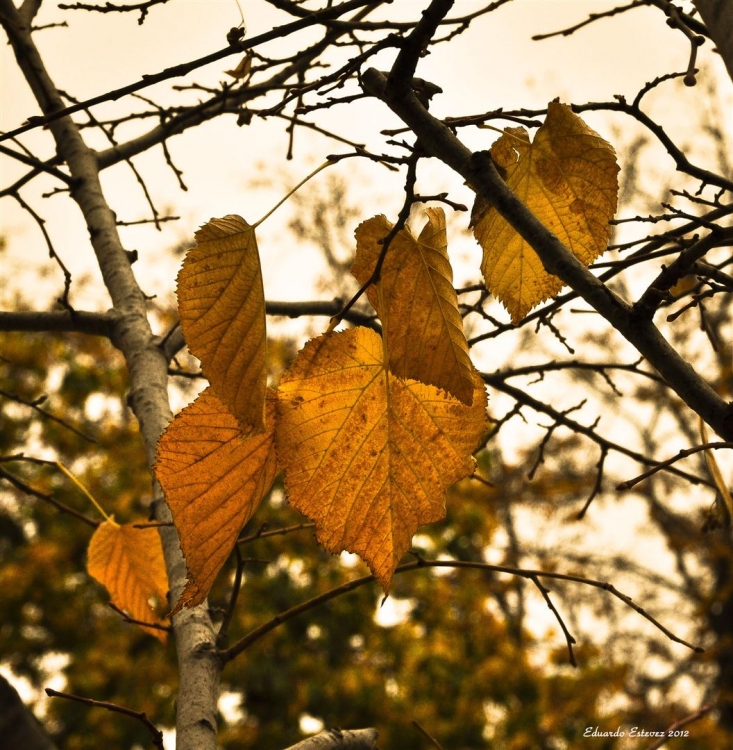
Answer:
0, 3, 220, 748
283, 728, 379, 750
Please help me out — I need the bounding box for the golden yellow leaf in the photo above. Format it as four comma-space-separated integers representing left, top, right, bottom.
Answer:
225, 51, 253, 81
276, 327, 487, 590
177, 215, 267, 431
353, 209, 474, 404
87, 518, 168, 641
155, 387, 277, 611
472, 102, 619, 323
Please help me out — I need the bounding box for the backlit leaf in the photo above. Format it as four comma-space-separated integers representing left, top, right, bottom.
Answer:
353, 209, 474, 404
177, 215, 267, 431
225, 51, 253, 82
155, 387, 277, 611
87, 519, 168, 641
471, 102, 619, 323
276, 327, 487, 590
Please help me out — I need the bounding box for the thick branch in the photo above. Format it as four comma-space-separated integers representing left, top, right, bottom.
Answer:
0, 4, 220, 748
0, 309, 113, 336
693, 0, 733, 83
361, 64, 733, 440
283, 728, 379, 750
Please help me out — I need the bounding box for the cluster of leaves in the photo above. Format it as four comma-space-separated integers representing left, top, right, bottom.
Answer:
2, 121, 731, 743
3, 334, 729, 748
156, 207, 487, 608
140, 103, 617, 621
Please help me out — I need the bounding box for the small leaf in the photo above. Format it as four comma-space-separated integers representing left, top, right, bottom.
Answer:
225, 51, 253, 81
177, 215, 267, 431
276, 327, 486, 591
87, 519, 168, 641
699, 416, 733, 525
353, 209, 474, 404
155, 387, 277, 611
472, 102, 619, 323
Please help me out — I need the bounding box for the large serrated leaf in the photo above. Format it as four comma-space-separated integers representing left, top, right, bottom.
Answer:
472, 102, 619, 323
275, 327, 486, 591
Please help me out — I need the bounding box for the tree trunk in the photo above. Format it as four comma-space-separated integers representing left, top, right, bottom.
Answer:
693, 0, 733, 83
0, 674, 57, 750
0, 3, 220, 748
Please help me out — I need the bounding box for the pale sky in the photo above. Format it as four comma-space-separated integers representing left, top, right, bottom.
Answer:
3, 0, 729, 312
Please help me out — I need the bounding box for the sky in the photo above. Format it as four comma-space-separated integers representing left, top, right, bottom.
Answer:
3, 0, 729, 314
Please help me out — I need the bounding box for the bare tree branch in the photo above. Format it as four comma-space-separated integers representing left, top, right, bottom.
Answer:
0, 0, 378, 144
0, 310, 113, 336
221, 557, 703, 665
692, 0, 733, 82
45, 689, 164, 750
360, 59, 733, 440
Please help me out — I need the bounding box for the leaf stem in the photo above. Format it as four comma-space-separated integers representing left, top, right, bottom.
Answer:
55, 461, 110, 521
477, 122, 530, 144
253, 160, 333, 228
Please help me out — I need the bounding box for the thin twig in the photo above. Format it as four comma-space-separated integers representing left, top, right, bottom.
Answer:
577, 446, 608, 519
412, 720, 446, 750
237, 521, 315, 545
483, 375, 711, 488
58, 0, 171, 25
0, 143, 73, 184
108, 603, 171, 634
328, 151, 420, 330
645, 702, 715, 750
45, 688, 165, 749
532, 0, 647, 40
0, 466, 99, 527
217, 546, 245, 648
617, 442, 733, 491
0, 388, 97, 443
221, 557, 702, 664
0, 0, 377, 143
529, 575, 577, 666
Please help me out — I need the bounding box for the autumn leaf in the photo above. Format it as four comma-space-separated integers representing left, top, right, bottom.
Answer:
177, 215, 267, 431
155, 387, 277, 611
471, 102, 619, 323
225, 51, 253, 82
353, 209, 474, 404
87, 519, 168, 641
276, 327, 487, 590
